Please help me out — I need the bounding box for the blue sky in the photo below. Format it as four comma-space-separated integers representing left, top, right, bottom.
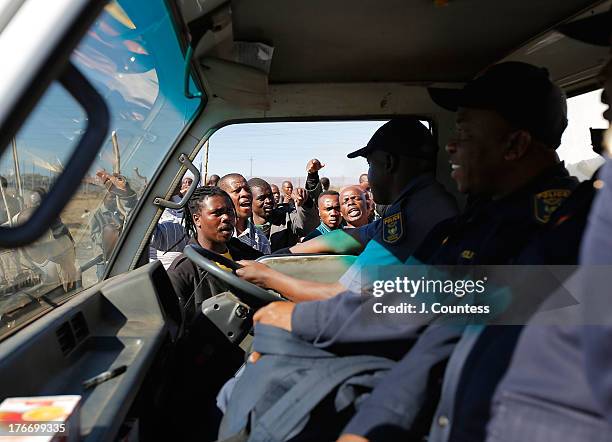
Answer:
203, 121, 388, 183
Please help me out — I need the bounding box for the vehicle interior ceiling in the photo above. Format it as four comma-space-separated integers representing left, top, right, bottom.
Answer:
0, 1, 610, 441
176, 0, 609, 204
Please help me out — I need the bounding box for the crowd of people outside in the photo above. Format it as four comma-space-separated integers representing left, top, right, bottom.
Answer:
148, 155, 378, 271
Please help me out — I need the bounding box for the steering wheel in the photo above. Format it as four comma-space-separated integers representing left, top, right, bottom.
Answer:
183, 244, 282, 307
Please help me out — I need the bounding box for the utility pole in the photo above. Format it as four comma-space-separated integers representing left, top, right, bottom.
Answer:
111, 130, 121, 175
202, 139, 210, 185
249, 157, 253, 178
11, 138, 23, 198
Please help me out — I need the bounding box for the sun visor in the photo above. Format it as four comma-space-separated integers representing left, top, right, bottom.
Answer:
199, 57, 271, 110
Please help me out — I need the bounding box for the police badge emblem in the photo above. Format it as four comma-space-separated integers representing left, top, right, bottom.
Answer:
533, 189, 571, 223
383, 212, 403, 243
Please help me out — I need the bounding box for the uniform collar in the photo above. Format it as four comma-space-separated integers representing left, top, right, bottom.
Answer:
390, 173, 436, 207
464, 162, 573, 221
495, 162, 570, 204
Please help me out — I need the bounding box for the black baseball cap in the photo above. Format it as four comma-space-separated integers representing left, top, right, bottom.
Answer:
347, 118, 437, 160
428, 61, 568, 147
558, 8, 611, 46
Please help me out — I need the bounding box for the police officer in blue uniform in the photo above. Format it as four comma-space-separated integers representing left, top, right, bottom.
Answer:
335, 62, 583, 442
562, 11, 612, 433
238, 62, 580, 442
395, 179, 596, 442
480, 10, 612, 442
235, 118, 459, 302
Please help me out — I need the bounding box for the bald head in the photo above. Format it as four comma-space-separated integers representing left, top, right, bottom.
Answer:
341, 185, 365, 197
219, 173, 252, 219
219, 173, 244, 190
339, 185, 369, 228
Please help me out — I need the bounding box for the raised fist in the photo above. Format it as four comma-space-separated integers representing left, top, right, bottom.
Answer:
306, 158, 325, 174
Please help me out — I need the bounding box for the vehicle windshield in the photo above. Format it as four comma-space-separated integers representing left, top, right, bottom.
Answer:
0, 0, 200, 339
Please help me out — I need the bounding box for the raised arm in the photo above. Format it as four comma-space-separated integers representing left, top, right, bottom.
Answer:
287, 187, 320, 236
304, 158, 325, 203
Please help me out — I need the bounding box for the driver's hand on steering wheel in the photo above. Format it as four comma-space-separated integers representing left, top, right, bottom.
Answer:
248, 301, 295, 364
236, 260, 281, 288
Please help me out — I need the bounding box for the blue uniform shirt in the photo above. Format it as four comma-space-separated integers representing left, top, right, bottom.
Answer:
480, 163, 606, 442
338, 173, 459, 293
414, 163, 578, 265
423, 171, 595, 442
580, 159, 612, 427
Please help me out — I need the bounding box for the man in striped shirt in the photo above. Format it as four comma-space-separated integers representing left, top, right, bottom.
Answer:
149, 181, 188, 268
219, 173, 271, 254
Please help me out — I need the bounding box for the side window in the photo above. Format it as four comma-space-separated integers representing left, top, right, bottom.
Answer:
0, 0, 200, 339
203, 121, 406, 188
181, 120, 433, 251
558, 89, 607, 181
191, 121, 392, 253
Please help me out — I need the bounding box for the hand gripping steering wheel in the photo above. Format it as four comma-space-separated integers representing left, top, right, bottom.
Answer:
183, 244, 282, 307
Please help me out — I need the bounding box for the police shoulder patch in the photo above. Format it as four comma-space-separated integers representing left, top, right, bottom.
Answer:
533, 189, 572, 224
382, 212, 403, 244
